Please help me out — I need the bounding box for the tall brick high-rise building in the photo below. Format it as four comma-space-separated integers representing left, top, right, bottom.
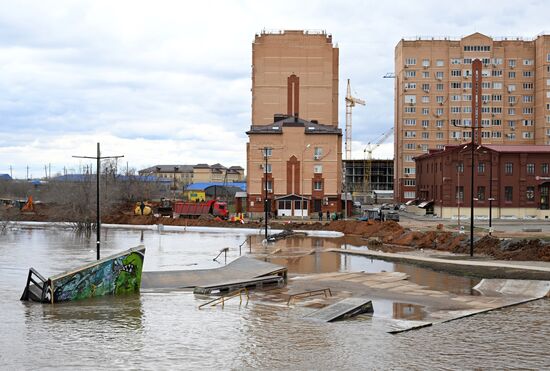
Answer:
246, 30, 343, 218
394, 32, 550, 202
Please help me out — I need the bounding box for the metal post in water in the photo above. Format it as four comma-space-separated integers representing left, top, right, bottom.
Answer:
73, 142, 123, 260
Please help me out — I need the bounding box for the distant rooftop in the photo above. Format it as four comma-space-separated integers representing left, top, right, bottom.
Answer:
247, 114, 341, 135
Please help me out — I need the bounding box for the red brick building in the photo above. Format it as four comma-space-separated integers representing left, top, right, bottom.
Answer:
414, 144, 550, 219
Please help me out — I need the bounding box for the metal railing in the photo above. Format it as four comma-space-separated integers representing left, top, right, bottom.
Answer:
20, 268, 51, 303
198, 288, 249, 310
287, 288, 332, 305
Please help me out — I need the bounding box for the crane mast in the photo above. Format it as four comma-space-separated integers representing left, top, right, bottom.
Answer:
345, 79, 365, 160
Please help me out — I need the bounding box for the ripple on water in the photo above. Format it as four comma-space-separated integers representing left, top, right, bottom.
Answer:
0, 228, 549, 369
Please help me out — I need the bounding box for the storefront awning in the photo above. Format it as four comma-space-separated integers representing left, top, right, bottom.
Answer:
418, 200, 434, 208
274, 193, 310, 201
405, 199, 417, 206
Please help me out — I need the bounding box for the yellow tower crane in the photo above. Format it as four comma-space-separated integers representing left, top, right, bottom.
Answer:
363, 127, 394, 196
345, 79, 365, 160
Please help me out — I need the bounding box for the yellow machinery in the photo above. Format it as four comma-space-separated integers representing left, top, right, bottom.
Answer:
134, 202, 152, 216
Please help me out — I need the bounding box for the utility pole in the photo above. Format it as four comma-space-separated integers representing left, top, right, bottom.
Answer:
73, 143, 123, 260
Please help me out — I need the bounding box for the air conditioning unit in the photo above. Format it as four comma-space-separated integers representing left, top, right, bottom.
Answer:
511, 127, 515, 131
404, 65, 409, 68
439, 102, 444, 106
423, 88, 430, 93
259, 164, 264, 169
437, 77, 442, 81
423, 65, 428, 69
404, 76, 408, 80
510, 102, 515, 106
404, 88, 408, 92
314, 155, 321, 160
483, 100, 488, 104
463, 88, 467, 92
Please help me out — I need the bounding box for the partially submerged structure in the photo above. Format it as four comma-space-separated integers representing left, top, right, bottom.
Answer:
21, 246, 145, 304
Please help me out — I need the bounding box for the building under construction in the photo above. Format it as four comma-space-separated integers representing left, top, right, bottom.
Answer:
344, 159, 394, 204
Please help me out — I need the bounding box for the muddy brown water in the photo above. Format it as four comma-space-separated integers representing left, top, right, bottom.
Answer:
1, 227, 548, 369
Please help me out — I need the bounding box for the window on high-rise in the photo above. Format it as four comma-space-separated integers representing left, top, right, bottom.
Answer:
422, 59, 430, 67
405, 58, 417, 66
422, 96, 429, 103
523, 71, 533, 78
422, 71, 429, 78
436, 71, 444, 79
527, 163, 535, 174
508, 71, 516, 79
451, 58, 461, 64
436, 60, 444, 67
542, 163, 549, 174
508, 59, 516, 68
523, 131, 533, 139
451, 69, 461, 76
523, 59, 534, 66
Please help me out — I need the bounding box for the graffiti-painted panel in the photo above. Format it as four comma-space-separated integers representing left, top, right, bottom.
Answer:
50, 247, 145, 303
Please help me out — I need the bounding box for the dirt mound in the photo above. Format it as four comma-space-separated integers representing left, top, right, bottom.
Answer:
453, 236, 550, 262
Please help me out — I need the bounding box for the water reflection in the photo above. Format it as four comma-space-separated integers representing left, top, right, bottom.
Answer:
2, 227, 549, 370
371, 299, 427, 320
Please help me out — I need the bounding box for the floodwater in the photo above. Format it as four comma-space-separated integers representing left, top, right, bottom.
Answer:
1, 226, 549, 370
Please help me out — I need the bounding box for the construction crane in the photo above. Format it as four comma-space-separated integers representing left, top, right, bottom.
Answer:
363, 127, 394, 195
345, 79, 365, 160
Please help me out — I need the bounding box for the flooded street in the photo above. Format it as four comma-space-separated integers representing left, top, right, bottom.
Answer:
1, 226, 549, 369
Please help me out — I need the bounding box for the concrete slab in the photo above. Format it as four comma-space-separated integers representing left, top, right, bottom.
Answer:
474, 279, 550, 298
289, 269, 550, 334
141, 256, 286, 290
328, 248, 550, 280
305, 298, 373, 322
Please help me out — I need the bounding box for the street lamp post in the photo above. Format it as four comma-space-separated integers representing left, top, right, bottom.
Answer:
301, 144, 311, 220
452, 59, 482, 257
262, 147, 270, 241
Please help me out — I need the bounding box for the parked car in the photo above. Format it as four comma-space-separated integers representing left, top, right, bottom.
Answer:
385, 211, 400, 222
353, 201, 362, 208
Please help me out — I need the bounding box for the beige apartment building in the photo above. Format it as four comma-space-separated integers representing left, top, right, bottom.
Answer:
247, 30, 342, 217
252, 30, 339, 126
394, 32, 550, 202
139, 164, 244, 188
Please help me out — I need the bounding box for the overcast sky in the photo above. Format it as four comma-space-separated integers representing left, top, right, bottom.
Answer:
1, 0, 549, 179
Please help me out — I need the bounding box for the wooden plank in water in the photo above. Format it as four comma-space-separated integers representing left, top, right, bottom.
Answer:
305, 297, 373, 322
